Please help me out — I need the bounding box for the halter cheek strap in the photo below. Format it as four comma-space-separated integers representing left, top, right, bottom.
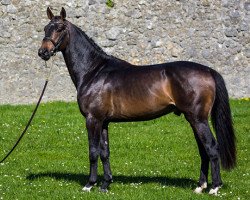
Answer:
43, 29, 67, 56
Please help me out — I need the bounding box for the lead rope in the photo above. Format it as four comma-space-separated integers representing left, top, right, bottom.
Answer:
0, 61, 51, 164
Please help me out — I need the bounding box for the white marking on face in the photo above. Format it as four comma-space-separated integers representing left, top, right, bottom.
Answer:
105, 141, 108, 145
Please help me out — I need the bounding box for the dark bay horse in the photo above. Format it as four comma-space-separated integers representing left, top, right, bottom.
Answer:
38, 7, 236, 195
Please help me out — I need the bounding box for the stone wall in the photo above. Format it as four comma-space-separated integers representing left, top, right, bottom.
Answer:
0, 0, 249, 104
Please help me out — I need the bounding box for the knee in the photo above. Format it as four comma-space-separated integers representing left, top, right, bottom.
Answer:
89, 147, 99, 163
100, 150, 110, 162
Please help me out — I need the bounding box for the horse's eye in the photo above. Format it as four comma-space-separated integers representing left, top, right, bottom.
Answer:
57, 25, 64, 32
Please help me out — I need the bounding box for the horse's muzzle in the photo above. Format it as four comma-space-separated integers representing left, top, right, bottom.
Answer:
38, 48, 52, 61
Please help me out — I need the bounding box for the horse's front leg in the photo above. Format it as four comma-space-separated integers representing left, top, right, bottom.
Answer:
83, 115, 102, 192
100, 123, 113, 192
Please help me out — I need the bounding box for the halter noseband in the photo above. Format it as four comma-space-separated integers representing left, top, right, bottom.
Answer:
43, 28, 68, 56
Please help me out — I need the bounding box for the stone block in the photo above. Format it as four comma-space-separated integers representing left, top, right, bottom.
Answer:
225, 28, 238, 37
6, 4, 17, 13
105, 27, 121, 40
244, 2, 250, 11
245, 48, 250, 58
1, 0, 11, 5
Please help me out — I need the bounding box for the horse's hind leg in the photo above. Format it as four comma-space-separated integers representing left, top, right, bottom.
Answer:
185, 114, 222, 195
100, 123, 113, 192
193, 131, 209, 194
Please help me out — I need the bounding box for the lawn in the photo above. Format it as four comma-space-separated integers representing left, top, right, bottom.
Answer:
0, 100, 249, 199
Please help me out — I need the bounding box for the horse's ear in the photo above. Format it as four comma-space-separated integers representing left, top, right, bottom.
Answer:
60, 7, 66, 20
47, 7, 54, 20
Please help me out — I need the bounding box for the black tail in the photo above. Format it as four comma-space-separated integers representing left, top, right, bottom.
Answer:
211, 70, 236, 170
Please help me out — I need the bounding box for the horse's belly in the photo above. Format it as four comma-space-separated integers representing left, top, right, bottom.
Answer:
110, 97, 175, 121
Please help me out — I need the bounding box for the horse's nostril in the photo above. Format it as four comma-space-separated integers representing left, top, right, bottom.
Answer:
38, 48, 50, 57
38, 49, 44, 56
44, 50, 49, 56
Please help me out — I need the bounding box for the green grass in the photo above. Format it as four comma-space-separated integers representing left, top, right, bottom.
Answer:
0, 100, 249, 199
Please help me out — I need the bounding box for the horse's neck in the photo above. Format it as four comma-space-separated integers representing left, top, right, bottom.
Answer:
62, 24, 107, 90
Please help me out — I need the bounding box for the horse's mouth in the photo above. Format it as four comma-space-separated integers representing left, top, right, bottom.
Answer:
39, 54, 51, 61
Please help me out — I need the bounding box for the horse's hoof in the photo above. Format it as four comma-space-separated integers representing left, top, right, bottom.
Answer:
194, 187, 203, 194
82, 186, 92, 192
82, 183, 96, 192
194, 182, 207, 194
208, 187, 220, 195
99, 188, 108, 193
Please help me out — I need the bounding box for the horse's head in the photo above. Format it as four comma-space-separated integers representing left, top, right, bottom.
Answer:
38, 7, 69, 61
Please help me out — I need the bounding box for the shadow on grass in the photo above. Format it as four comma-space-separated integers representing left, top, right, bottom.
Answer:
27, 172, 197, 189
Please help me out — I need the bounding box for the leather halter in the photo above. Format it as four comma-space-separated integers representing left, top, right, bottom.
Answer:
43, 28, 68, 56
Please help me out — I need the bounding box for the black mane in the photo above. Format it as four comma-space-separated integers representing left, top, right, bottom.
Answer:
71, 23, 109, 59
